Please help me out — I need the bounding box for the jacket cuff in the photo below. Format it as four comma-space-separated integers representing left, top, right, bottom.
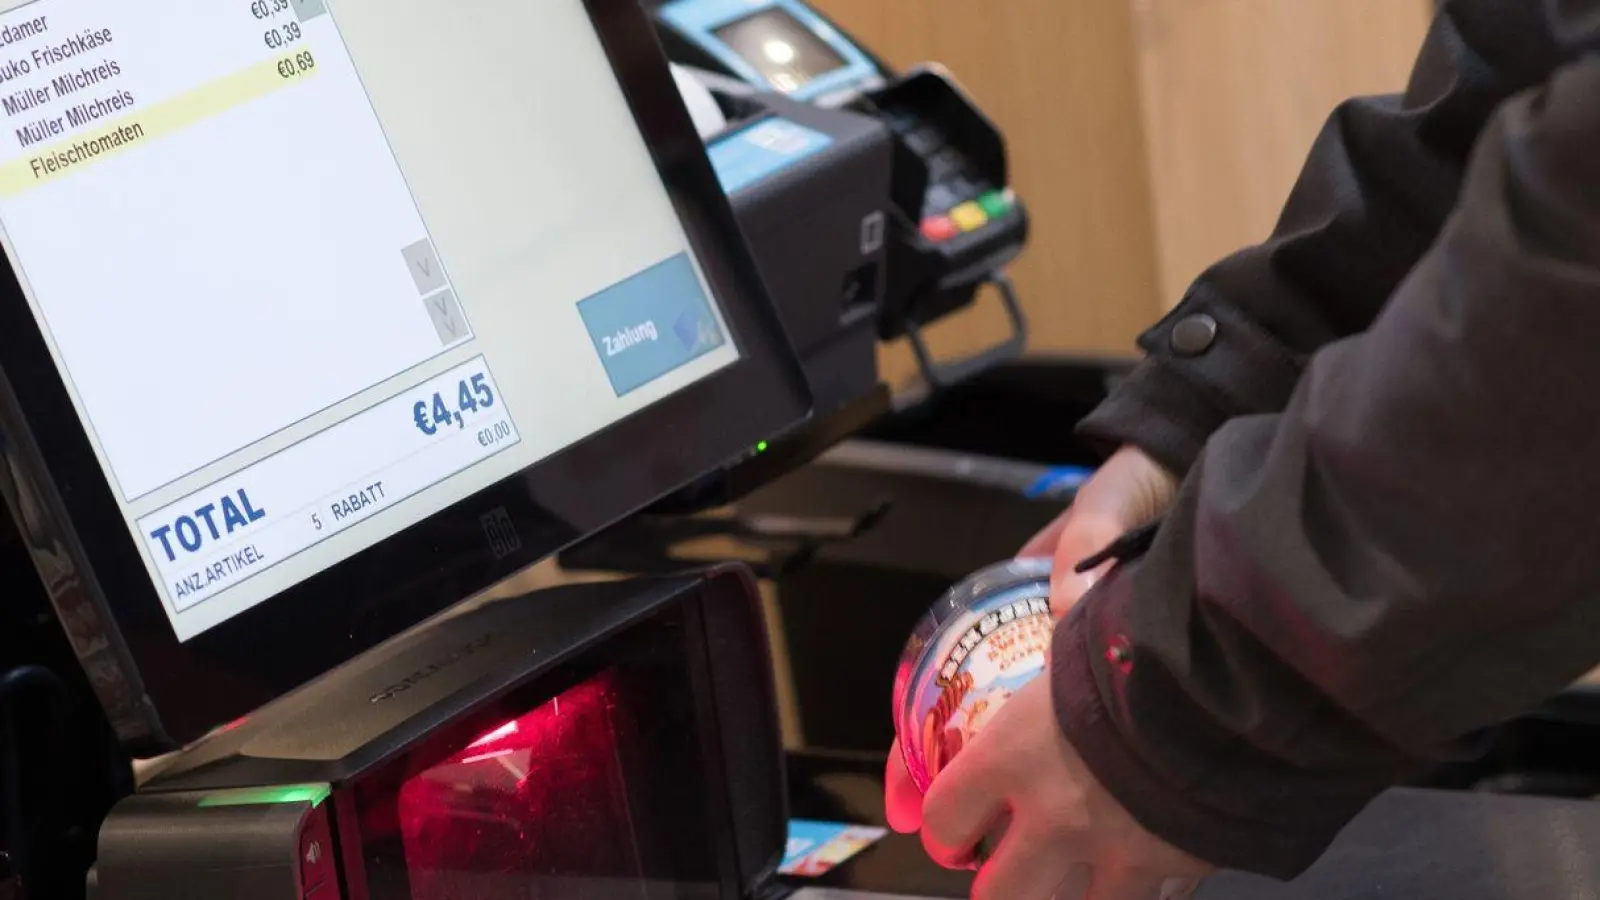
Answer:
1078, 290, 1308, 475
1075, 359, 1219, 476
1052, 584, 1339, 881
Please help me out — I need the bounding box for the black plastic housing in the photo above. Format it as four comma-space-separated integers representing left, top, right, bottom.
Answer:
93, 568, 787, 900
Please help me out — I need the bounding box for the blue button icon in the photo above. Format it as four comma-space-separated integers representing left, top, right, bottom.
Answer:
576, 253, 728, 397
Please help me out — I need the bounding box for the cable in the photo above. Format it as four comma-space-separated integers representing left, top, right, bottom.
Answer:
0, 665, 70, 900
0, 666, 68, 707
0, 852, 17, 900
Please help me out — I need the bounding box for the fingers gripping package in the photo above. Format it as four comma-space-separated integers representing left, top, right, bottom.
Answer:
894, 557, 1055, 793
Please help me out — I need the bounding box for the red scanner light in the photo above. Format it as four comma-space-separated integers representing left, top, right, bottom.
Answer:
465, 720, 520, 749
396, 673, 648, 899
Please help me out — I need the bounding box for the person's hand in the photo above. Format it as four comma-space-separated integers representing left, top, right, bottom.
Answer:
1018, 446, 1178, 617
886, 678, 1213, 899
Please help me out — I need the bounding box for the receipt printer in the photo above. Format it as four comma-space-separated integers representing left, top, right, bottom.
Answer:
699, 87, 893, 419
88, 569, 787, 900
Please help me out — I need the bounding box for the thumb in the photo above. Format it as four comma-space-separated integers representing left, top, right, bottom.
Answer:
885, 740, 925, 833
1019, 508, 1071, 559
1050, 557, 1111, 617
1047, 515, 1124, 614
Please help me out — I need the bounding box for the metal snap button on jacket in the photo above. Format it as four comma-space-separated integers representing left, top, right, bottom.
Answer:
1170, 313, 1218, 356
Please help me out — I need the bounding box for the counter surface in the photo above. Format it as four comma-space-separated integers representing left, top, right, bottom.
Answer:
784, 751, 1600, 899
1200, 787, 1600, 899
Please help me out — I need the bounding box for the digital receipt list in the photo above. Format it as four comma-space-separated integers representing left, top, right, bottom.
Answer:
0, 0, 524, 626
0, 19, 126, 166
0, 3, 305, 190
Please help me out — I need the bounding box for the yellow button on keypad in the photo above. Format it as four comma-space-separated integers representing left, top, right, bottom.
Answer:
949, 202, 989, 233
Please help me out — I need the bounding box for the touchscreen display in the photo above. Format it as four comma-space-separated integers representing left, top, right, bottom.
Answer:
0, 0, 739, 641
712, 8, 847, 94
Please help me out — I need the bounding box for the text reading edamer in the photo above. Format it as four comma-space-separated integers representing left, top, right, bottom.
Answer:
0, 16, 47, 50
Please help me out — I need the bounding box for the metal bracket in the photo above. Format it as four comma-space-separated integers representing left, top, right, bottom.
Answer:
905, 272, 1029, 391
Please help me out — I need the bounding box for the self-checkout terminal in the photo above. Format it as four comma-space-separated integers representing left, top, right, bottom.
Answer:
5, 1, 1600, 899
0, 0, 1033, 897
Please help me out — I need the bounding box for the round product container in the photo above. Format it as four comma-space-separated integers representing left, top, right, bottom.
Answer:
893, 557, 1055, 794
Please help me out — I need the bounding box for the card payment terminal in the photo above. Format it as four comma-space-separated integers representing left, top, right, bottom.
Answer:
655, 0, 1032, 387
655, 0, 888, 107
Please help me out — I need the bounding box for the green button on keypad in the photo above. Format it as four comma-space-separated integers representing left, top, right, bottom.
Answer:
978, 189, 1014, 218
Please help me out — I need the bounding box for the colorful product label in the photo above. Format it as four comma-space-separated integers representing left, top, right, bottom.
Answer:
913, 588, 1053, 786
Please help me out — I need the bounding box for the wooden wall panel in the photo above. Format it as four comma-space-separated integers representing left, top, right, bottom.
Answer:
807, 0, 1166, 382
1130, 0, 1434, 307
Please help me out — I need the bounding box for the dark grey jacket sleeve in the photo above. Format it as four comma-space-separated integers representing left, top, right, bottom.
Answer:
1052, 31, 1600, 882
1077, 0, 1568, 475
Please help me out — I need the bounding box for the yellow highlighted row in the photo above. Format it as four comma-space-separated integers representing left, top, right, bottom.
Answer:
0, 52, 319, 197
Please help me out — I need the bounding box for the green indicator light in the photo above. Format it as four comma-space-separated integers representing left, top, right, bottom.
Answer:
756, 441, 769, 453
197, 784, 331, 809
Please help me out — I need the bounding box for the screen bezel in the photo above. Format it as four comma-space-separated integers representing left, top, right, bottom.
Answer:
0, 0, 810, 750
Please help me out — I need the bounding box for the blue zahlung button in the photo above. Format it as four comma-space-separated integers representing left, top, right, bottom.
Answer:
576, 253, 728, 397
